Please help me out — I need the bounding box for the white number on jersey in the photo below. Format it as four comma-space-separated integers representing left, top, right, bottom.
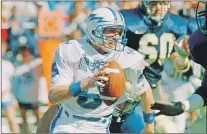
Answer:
138, 33, 176, 66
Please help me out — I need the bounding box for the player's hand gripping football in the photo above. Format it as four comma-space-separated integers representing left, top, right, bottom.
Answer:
81, 65, 110, 90
150, 102, 184, 117
95, 60, 126, 106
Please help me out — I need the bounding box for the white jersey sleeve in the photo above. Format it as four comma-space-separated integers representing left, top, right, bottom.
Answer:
51, 43, 75, 89
114, 47, 151, 104
124, 57, 150, 101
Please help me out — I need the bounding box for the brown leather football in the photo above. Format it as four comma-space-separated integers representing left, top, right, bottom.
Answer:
98, 60, 126, 106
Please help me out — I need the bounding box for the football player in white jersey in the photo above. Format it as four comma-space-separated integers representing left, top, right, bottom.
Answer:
39, 7, 155, 133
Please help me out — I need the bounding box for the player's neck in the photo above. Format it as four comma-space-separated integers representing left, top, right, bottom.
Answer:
89, 40, 108, 55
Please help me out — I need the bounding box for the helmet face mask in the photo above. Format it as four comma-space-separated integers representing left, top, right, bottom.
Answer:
142, 1, 170, 24
86, 8, 128, 53
93, 25, 127, 52
196, 1, 207, 35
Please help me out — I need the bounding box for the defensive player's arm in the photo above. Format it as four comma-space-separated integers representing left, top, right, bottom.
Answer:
151, 71, 207, 116
171, 36, 191, 73
170, 15, 190, 73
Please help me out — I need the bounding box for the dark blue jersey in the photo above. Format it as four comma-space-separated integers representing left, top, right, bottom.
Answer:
188, 25, 207, 70
188, 22, 207, 106
121, 7, 187, 85
179, 17, 206, 81
188, 17, 206, 35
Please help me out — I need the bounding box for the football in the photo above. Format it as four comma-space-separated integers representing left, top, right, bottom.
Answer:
98, 60, 126, 106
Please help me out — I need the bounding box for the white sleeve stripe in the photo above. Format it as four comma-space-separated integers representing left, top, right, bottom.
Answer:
104, 68, 120, 73
99, 94, 116, 101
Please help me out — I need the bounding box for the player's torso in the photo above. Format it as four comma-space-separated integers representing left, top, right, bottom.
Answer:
60, 39, 143, 117
121, 8, 186, 85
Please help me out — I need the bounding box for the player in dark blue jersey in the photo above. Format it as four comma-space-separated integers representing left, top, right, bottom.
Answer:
151, 0, 207, 121
158, 13, 206, 132
110, 1, 190, 133
121, 1, 190, 88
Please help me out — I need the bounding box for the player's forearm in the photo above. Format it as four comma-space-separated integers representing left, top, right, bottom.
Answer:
141, 90, 155, 133
141, 88, 155, 113
49, 85, 73, 105
49, 79, 89, 105
141, 88, 155, 132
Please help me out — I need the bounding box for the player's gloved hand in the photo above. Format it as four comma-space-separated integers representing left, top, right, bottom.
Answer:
81, 69, 110, 90
150, 102, 184, 117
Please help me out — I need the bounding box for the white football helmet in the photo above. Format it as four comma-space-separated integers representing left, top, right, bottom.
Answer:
86, 7, 127, 52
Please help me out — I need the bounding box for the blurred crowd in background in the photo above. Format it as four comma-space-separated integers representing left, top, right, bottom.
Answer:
1, 1, 205, 133
1, 1, 201, 60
